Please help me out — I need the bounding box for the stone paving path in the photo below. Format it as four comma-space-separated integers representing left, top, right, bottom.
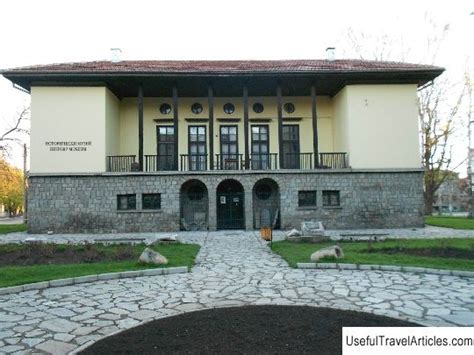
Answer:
0, 231, 474, 354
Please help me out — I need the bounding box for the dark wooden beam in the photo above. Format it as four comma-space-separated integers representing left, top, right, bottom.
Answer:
153, 118, 174, 123
184, 118, 209, 123
208, 85, 214, 170
277, 85, 283, 169
243, 86, 250, 169
282, 117, 303, 122
172, 86, 179, 170
311, 85, 319, 168
217, 118, 241, 122
249, 118, 272, 123
138, 84, 144, 171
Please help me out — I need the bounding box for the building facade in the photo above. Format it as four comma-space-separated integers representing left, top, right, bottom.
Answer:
1, 59, 443, 233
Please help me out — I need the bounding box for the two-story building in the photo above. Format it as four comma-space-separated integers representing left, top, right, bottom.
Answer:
1, 59, 443, 233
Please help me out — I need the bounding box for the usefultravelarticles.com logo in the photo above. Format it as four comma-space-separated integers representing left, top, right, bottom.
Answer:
342, 327, 474, 354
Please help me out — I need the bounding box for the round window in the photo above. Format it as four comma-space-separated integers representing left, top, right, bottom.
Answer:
255, 184, 272, 200
253, 103, 264, 114
191, 103, 203, 114
223, 103, 235, 114
284, 103, 295, 114
159, 103, 172, 114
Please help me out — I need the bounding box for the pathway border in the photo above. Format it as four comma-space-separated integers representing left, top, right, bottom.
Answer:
0, 266, 188, 295
297, 262, 474, 278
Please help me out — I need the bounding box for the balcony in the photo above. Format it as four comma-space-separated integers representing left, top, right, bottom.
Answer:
106, 155, 136, 172
180, 154, 208, 171
106, 152, 348, 172
215, 154, 244, 170
249, 153, 279, 170
145, 155, 176, 171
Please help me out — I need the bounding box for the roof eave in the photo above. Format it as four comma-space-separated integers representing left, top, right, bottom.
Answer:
1, 68, 444, 77
1, 68, 445, 96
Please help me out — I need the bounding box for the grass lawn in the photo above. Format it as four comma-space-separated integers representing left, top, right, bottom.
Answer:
272, 238, 474, 271
0, 224, 27, 234
425, 216, 474, 230
0, 243, 200, 288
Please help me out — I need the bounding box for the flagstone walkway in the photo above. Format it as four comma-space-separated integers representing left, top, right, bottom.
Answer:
0, 231, 473, 354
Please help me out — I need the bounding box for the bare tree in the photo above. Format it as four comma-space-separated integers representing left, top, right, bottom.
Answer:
344, 27, 410, 62
420, 77, 467, 214
0, 106, 30, 156
466, 70, 474, 217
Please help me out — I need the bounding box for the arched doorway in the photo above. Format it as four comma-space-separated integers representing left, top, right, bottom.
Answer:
216, 179, 245, 230
253, 178, 280, 229
180, 180, 209, 231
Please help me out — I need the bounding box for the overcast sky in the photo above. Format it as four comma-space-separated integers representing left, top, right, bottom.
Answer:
1, 0, 473, 174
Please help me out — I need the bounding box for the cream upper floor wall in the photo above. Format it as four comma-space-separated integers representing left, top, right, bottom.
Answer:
333, 84, 421, 169
30, 86, 114, 173
29, 84, 420, 173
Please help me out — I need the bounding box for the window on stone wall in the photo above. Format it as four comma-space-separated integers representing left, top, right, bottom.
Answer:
322, 190, 340, 207
142, 193, 161, 210
117, 194, 136, 210
298, 190, 316, 207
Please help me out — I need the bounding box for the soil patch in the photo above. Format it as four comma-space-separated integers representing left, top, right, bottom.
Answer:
80, 305, 419, 355
365, 247, 474, 259
0, 244, 137, 266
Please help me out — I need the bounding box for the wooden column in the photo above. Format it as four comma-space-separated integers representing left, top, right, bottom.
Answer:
138, 84, 144, 171
172, 86, 179, 170
311, 85, 319, 168
208, 85, 214, 170
243, 86, 249, 169
277, 85, 283, 169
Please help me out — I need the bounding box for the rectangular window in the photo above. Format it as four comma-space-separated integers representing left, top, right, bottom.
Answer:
298, 190, 317, 207
322, 190, 340, 207
188, 126, 207, 171
251, 125, 270, 169
142, 193, 161, 210
282, 125, 300, 169
117, 194, 136, 210
157, 126, 176, 170
220, 125, 239, 170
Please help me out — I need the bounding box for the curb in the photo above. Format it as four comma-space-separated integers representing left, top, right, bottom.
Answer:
0, 266, 189, 296
296, 263, 474, 278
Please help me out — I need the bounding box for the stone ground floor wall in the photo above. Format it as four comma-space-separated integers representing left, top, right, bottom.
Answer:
27, 170, 424, 233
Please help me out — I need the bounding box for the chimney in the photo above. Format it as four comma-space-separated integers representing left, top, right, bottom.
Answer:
326, 47, 336, 61
110, 48, 122, 63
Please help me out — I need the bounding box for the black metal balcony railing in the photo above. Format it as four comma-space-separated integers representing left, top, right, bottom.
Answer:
282, 152, 314, 170
106, 155, 136, 172
250, 153, 278, 170
145, 155, 176, 172
180, 154, 208, 171
106, 152, 348, 172
215, 154, 244, 170
318, 152, 348, 169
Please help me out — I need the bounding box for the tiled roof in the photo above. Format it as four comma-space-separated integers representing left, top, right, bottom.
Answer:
2, 59, 443, 75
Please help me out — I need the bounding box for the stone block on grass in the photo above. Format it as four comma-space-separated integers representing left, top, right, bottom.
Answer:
139, 247, 168, 265
310, 245, 344, 262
